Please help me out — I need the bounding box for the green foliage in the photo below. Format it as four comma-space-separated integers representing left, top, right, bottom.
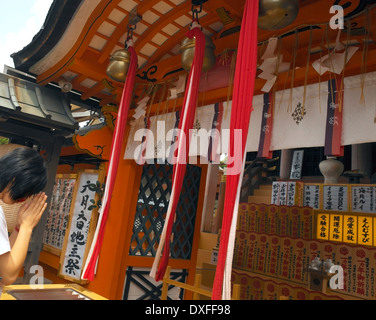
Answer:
0, 137, 9, 145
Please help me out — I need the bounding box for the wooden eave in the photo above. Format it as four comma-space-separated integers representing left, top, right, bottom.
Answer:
10, 0, 376, 116
0, 73, 78, 135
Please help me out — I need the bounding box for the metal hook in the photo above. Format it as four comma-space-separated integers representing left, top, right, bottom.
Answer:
191, 1, 203, 22
125, 7, 142, 45
127, 24, 135, 40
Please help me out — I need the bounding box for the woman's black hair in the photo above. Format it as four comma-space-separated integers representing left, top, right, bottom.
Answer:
0, 148, 47, 201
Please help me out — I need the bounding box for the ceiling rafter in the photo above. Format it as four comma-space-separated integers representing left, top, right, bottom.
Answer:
97, 13, 131, 63
134, 1, 193, 54
144, 13, 222, 67
81, 82, 107, 101
74, 0, 123, 60
70, 58, 108, 85
93, 32, 110, 42
71, 74, 87, 88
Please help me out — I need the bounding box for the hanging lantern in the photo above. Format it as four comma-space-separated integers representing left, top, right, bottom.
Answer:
106, 48, 131, 83
258, 0, 299, 31
180, 35, 216, 73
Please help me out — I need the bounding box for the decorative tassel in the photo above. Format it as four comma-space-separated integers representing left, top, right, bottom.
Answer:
211, 0, 259, 300
149, 24, 206, 281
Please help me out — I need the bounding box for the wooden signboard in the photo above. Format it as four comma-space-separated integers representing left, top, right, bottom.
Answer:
350, 185, 376, 213
58, 168, 105, 284
322, 184, 349, 211
271, 181, 302, 206
303, 184, 321, 209
43, 174, 77, 255
290, 150, 304, 180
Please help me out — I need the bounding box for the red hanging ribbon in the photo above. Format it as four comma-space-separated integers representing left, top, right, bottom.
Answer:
211, 0, 259, 299
324, 78, 344, 157
257, 92, 274, 159
82, 45, 138, 281
154, 26, 206, 281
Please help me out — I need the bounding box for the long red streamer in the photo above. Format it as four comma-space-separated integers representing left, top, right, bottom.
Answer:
211, 0, 259, 299
155, 26, 205, 281
82, 45, 138, 281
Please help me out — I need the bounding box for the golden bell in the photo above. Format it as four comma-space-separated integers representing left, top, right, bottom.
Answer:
258, 0, 299, 31
106, 48, 131, 83
180, 35, 216, 73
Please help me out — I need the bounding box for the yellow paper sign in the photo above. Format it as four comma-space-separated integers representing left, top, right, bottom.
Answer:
343, 215, 357, 244
317, 213, 329, 240
329, 215, 343, 242
358, 216, 373, 246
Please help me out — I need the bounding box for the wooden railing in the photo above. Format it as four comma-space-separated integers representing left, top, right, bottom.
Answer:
161, 266, 241, 300
240, 157, 279, 202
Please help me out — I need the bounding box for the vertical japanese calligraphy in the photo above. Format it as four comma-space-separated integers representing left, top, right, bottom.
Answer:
271, 182, 280, 205
271, 181, 301, 206
329, 214, 343, 242
323, 185, 348, 211
43, 175, 77, 254
290, 150, 304, 180
324, 78, 344, 157
303, 184, 321, 209
257, 92, 274, 159
358, 216, 373, 246
234, 206, 376, 300
317, 213, 330, 240
351, 186, 376, 213
59, 170, 103, 283
237, 203, 314, 239
343, 215, 357, 244
315, 211, 375, 247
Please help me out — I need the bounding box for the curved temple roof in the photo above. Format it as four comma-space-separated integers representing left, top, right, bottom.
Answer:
11, 0, 376, 112
0, 72, 78, 135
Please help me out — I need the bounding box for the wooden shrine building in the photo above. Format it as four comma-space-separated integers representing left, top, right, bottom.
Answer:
1, 0, 376, 300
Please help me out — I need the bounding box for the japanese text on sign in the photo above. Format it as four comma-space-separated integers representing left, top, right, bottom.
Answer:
351, 186, 376, 213
323, 185, 348, 211
60, 172, 100, 281
316, 211, 376, 246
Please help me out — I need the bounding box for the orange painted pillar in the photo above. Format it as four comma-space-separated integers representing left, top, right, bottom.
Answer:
86, 125, 143, 300
86, 124, 208, 299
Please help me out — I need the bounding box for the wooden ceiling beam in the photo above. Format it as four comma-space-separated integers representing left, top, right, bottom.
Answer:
134, 1, 192, 55
71, 74, 87, 88
97, 18, 130, 63
144, 13, 222, 67
81, 82, 107, 101
69, 58, 110, 86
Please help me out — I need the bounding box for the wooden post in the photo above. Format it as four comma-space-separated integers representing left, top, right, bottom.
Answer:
24, 136, 65, 283
161, 266, 172, 300
192, 273, 202, 300
212, 174, 226, 233
202, 163, 220, 232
